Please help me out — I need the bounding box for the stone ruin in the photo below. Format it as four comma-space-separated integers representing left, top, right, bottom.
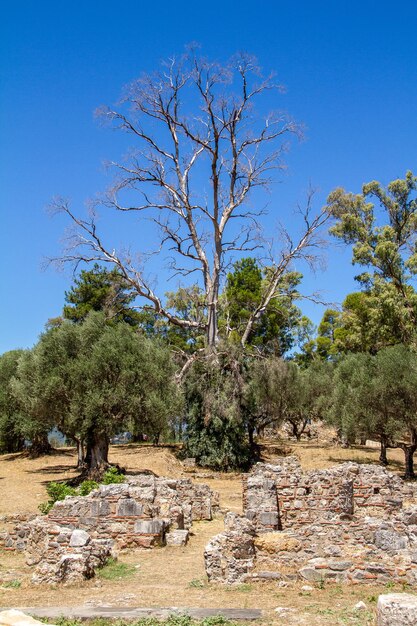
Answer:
0, 473, 219, 584
205, 457, 417, 586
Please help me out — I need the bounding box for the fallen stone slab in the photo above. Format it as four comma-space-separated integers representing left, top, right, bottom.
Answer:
0, 609, 57, 626
377, 593, 417, 625
15, 606, 262, 621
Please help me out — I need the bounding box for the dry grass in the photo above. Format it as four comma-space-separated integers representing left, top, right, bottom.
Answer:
0, 440, 411, 624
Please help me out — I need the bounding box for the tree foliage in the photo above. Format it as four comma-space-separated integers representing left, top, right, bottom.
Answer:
328, 171, 417, 345
63, 263, 140, 325
329, 345, 417, 477
12, 313, 182, 476
222, 258, 311, 354
0, 350, 27, 453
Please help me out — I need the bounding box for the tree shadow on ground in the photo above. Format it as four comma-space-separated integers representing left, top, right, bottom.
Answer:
1, 448, 75, 462
24, 464, 75, 475
327, 454, 404, 472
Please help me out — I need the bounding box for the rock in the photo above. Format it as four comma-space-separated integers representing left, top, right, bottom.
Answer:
301, 585, 313, 592
377, 593, 417, 625
274, 607, 295, 615
255, 532, 301, 554
0, 610, 58, 626
69, 529, 90, 547
298, 566, 324, 583
374, 529, 407, 551
165, 530, 189, 546
354, 601, 367, 611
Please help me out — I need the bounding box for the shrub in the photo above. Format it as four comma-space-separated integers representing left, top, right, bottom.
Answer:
102, 466, 125, 484
39, 482, 77, 514
39, 469, 125, 513
78, 479, 99, 496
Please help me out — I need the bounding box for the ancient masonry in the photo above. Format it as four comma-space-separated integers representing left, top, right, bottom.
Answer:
204, 457, 417, 585
0, 474, 219, 584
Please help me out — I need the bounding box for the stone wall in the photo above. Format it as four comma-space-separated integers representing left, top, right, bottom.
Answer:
243, 459, 413, 531
206, 460, 417, 586
24, 519, 115, 585
2, 475, 219, 552
1, 473, 219, 584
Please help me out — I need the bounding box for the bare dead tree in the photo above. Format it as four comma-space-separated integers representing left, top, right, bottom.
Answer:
51, 51, 330, 350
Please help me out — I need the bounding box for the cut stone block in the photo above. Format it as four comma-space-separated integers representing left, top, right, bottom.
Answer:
298, 566, 325, 583
377, 593, 417, 625
134, 519, 165, 535
116, 498, 143, 516
165, 530, 189, 546
374, 530, 407, 551
90, 501, 110, 517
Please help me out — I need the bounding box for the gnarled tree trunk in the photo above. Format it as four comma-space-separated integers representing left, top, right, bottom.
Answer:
84, 429, 109, 479
30, 432, 52, 457
75, 437, 85, 468
379, 435, 389, 466
400, 443, 417, 480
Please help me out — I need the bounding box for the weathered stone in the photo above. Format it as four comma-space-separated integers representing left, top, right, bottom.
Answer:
165, 530, 189, 546
69, 529, 90, 547
206, 459, 417, 586
134, 519, 165, 535
116, 498, 143, 517
254, 532, 301, 554
374, 529, 407, 551
377, 593, 417, 625
298, 566, 324, 583
0, 609, 58, 626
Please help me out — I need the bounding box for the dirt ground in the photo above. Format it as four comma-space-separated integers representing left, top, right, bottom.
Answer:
0, 440, 411, 625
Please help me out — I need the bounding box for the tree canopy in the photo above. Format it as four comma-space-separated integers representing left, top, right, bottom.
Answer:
12, 312, 182, 476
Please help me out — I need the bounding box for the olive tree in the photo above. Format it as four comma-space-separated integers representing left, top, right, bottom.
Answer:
12, 312, 182, 477
330, 345, 417, 477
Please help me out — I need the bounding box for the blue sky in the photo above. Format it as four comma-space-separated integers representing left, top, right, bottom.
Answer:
2, 1, 417, 353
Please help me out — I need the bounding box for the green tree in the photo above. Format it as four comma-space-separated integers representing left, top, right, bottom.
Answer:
63, 264, 140, 325
12, 313, 181, 477
297, 309, 342, 363
328, 171, 417, 345
222, 258, 311, 355
0, 350, 26, 453
183, 347, 251, 470
329, 346, 417, 477
285, 360, 333, 439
